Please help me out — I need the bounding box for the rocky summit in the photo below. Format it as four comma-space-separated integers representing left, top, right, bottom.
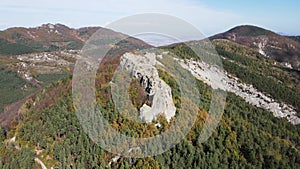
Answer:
118, 52, 176, 122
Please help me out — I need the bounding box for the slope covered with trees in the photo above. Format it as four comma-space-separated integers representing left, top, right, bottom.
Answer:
1, 44, 299, 168
0, 25, 299, 168
0, 72, 299, 168
211, 25, 300, 70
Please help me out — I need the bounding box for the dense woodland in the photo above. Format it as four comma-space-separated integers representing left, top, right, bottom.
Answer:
0, 64, 36, 113
0, 41, 299, 168
0, 75, 299, 168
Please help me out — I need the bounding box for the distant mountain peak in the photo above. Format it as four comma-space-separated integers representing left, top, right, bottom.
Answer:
226, 25, 275, 36
0, 23, 151, 56
211, 25, 300, 70
39, 23, 70, 30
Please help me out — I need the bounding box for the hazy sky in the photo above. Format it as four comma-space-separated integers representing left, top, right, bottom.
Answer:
0, 0, 299, 36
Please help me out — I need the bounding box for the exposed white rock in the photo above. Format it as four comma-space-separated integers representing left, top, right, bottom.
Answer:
108, 155, 120, 166
255, 38, 268, 57
54, 30, 61, 35
14, 50, 80, 83
16, 51, 74, 67
118, 52, 176, 122
9, 136, 16, 144
252, 37, 269, 57
35, 158, 47, 169
27, 31, 36, 39
108, 147, 141, 167
282, 62, 293, 69
24, 72, 32, 81
177, 59, 300, 125
116, 51, 299, 125
155, 123, 161, 128
258, 45, 267, 56
48, 23, 55, 30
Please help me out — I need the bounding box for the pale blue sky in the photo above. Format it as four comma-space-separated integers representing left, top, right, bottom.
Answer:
0, 0, 299, 36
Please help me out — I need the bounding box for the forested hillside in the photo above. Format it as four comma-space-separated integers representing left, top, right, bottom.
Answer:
0, 69, 299, 168
1, 44, 300, 168
210, 25, 300, 70
0, 24, 299, 168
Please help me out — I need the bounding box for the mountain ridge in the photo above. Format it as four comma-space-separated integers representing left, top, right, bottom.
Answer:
0, 24, 300, 168
0, 23, 151, 55
210, 25, 300, 70
287, 36, 300, 43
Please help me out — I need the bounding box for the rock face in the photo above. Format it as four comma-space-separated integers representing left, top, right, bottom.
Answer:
177, 59, 300, 125
118, 52, 176, 122
115, 50, 300, 125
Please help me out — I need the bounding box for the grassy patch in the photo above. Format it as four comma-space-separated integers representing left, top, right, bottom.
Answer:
35, 72, 71, 87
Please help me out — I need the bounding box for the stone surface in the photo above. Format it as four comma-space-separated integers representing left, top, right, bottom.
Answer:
118, 52, 176, 122
177, 58, 300, 125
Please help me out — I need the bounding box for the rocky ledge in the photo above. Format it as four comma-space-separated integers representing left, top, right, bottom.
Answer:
118, 52, 176, 122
